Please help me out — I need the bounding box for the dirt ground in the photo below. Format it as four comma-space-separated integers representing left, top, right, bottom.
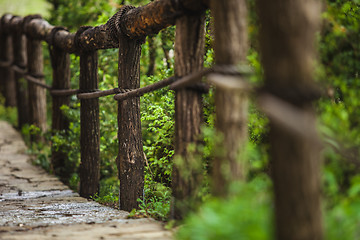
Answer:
0, 121, 172, 240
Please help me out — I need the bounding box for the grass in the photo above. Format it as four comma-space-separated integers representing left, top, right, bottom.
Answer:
0, 0, 50, 18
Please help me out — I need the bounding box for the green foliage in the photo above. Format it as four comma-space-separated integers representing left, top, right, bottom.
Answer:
129, 183, 171, 221
51, 104, 81, 189
325, 185, 360, 240
19, 124, 53, 172
46, 0, 114, 30
176, 176, 274, 240
0, 105, 17, 127
318, 0, 360, 212
0, 0, 50, 17
141, 74, 175, 186
91, 177, 119, 207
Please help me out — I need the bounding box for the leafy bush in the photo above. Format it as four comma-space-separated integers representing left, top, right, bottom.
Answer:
318, 0, 360, 214
128, 182, 171, 221
176, 176, 274, 240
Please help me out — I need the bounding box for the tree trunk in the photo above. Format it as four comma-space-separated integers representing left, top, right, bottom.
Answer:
50, 45, 71, 183
117, 36, 144, 212
257, 0, 323, 239
79, 51, 100, 198
210, 0, 249, 196
27, 37, 47, 140
171, 13, 205, 220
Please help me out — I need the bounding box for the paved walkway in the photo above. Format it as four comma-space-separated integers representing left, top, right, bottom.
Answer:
0, 121, 172, 240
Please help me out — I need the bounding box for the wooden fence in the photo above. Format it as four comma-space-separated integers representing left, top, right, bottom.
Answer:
0, 0, 323, 239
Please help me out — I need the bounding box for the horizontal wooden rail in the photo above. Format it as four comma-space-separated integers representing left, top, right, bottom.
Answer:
1, 0, 208, 53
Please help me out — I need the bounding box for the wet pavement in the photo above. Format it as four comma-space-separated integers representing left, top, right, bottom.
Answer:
0, 121, 172, 239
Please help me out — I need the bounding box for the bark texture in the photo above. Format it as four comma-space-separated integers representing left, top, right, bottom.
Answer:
171, 13, 205, 220
257, 0, 323, 239
50, 45, 71, 183
26, 37, 47, 140
210, 0, 249, 196
117, 36, 144, 212
79, 51, 100, 198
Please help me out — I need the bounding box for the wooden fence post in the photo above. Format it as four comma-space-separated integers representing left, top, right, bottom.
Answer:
79, 50, 100, 198
11, 17, 29, 129
171, 13, 206, 219
257, 0, 323, 239
49, 29, 71, 183
0, 15, 17, 107
117, 22, 145, 212
117, 39, 144, 212
24, 15, 47, 140
210, 0, 249, 196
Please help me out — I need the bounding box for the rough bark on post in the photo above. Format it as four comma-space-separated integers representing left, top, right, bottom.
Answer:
0, 16, 17, 107
79, 51, 100, 198
171, 13, 205, 220
11, 17, 29, 129
257, 0, 323, 239
26, 36, 47, 140
210, 0, 249, 196
50, 43, 71, 183
117, 35, 144, 212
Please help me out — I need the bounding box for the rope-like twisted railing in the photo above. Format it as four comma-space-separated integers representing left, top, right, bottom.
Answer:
3, 59, 252, 101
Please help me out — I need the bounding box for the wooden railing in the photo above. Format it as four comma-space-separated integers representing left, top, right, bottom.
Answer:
0, 0, 324, 238
0, 0, 214, 215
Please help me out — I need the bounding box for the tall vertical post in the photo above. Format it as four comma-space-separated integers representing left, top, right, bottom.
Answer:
0, 16, 5, 96
11, 17, 29, 129
257, 0, 323, 239
0, 15, 17, 107
25, 16, 47, 139
49, 30, 71, 183
171, 13, 206, 219
117, 34, 144, 212
79, 50, 100, 198
210, 0, 249, 196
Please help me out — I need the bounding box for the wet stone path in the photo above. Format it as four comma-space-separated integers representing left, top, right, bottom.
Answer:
0, 121, 172, 240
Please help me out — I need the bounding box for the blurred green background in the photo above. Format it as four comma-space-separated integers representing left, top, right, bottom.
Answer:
0, 0, 50, 17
